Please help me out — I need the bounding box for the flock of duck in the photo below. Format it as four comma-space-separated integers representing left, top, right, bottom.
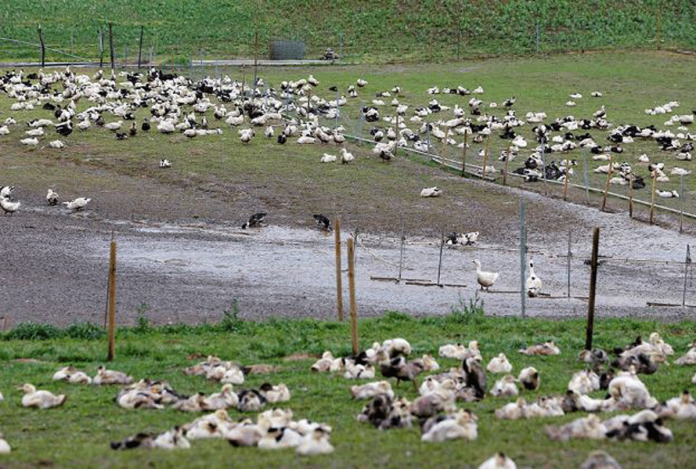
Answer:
0, 66, 693, 221
3, 332, 695, 467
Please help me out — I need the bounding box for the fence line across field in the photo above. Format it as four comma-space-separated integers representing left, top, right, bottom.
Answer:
343, 134, 696, 224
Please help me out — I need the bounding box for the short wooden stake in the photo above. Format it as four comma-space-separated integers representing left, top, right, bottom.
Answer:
347, 238, 358, 356
649, 170, 657, 224
107, 239, 117, 361
334, 219, 343, 322
585, 227, 600, 350
460, 131, 468, 177
601, 162, 613, 211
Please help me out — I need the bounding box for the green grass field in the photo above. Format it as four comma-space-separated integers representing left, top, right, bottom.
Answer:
1, 310, 696, 468
0, 1, 695, 63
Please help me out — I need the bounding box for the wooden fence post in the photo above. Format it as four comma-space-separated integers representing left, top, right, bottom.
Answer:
460, 131, 468, 177
347, 238, 358, 356
137, 25, 144, 69
649, 170, 657, 224
601, 162, 613, 211
107, 238, 117, 361
585, 227, 600, 350
38, 26, 45, 68
109, 22, 115, 70
335, 218, 343, 322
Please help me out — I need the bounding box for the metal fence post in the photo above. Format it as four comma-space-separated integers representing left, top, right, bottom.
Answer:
520, 199, 527, 318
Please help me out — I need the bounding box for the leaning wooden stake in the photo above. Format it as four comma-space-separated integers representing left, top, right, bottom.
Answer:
601, 162, 613, 211
585, 227, 600, 350
334, 219, 343, 322
649, 170, 657, 224
107, 238, 117, 361
460, 131, 468, 177
347, 238, 358, 355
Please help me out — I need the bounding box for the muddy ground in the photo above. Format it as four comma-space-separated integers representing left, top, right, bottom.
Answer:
1, 157, 694, 329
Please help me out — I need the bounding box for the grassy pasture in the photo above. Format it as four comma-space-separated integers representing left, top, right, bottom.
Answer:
1, 312, 696, 468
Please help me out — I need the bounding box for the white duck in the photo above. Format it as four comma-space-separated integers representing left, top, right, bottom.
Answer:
0, 197, 20, 215
656, 189, 679, 198
420, 187, 443, 198
46, 189, 59, 205
20, 383, 67, 409
320, 153, 337, 163
479, 452, 517, 469
487, 353, 513, 374
526, 259, 542, 297
296, 428, 334, 455
63, 197, 91, 211
340, 148, 354, 164
473, 260, 499, 291
0, 432, 10, 454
